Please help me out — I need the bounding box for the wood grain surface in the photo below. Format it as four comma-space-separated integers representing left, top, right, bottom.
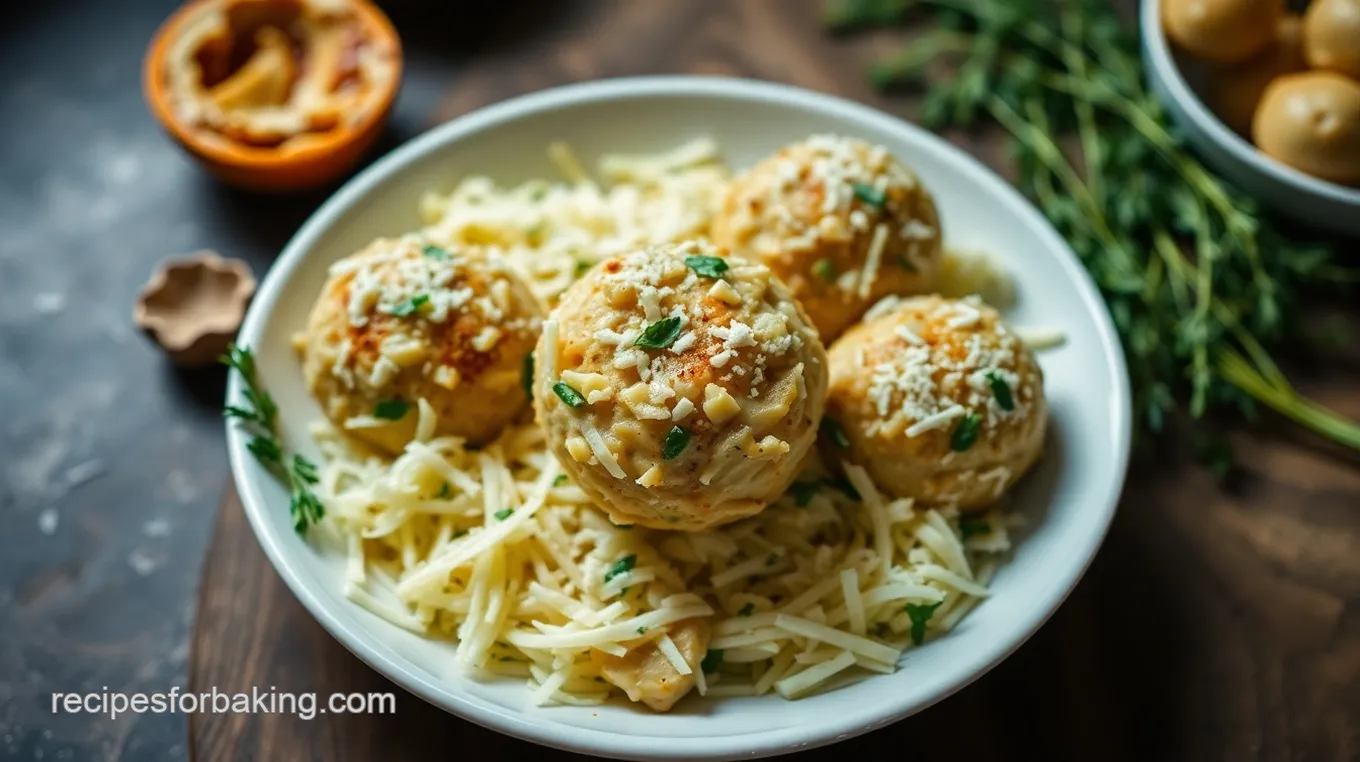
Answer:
189, 1, 1360, 759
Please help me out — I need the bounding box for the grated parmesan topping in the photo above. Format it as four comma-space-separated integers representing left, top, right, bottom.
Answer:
865, 296, 1028, 437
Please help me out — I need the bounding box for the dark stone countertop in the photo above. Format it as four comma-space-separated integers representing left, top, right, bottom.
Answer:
0, 1, 462, 758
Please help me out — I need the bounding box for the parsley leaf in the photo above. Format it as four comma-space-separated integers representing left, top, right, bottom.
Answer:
374, 399, 410, 420
436, 482, 452, 499
821, 417, 851, 449
950, 413, 982, 452
636, 626, 648, 635
422, 244, 450, 260
553, 474, 568, 487
987, 371, 1014, 411
387, 294, 429, 317
685, 255, 729, 278
905, 601, 943, 646
494, 507, 512, 521
852, 181, 885, 207
824, 475, 861, 502
634, 317, 683, 350
700, 649, 724, 673
604, 554, 636, 583
897, 253, 917, 271
737, 602, 755, 617
789, 481, 819, 507
959, 519, 989, 540
552, 382, 586, 408
812, 258, 837, 282
662, 426, 691, 460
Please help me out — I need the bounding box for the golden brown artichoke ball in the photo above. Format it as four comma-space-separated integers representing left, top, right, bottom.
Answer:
824, 295, 1046, 511
299, 236, 543, 454
711, 134, 942, 342
534, 240, 828, 531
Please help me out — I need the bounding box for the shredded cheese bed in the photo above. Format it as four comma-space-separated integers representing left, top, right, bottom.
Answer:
311, 139, 1015, 707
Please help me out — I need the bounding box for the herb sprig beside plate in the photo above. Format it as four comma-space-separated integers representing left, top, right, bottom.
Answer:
826, 0, 1360, 454
222, 344, 325, 534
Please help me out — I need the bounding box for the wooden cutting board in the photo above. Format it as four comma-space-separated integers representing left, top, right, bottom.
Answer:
189, 1, 1360, 758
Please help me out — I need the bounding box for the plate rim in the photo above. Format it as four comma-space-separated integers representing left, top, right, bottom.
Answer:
227, 75, 1133, 761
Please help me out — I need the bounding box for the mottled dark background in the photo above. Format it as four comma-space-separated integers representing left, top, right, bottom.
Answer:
0, 1, 459, 757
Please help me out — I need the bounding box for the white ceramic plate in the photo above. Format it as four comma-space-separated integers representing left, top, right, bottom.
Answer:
227, 76, 1131, 760
1141, 0, 1360, 237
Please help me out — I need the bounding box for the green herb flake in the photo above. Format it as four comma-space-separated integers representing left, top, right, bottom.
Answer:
737, 602, 755, 617
905, 601, 943, 646
575, 260, 593, 276
896, 254, 917, 272
700, 649, 724, 673
950, 413, 982, 452
552, 382, 586, 408
422, 244, 450, 260
685, 255, 729, 279
789, 481, 819, 507
825, 475, 861, 502
821, 417, 851, 449
388, 294, 429, 317
553, 474, 568, 487
494, 508, 513, 521
436, 482, 452, 499
959, 519, 989, 540
522, 352, 534, 400
636, 626, 648, 635
374, 399, 410, 420
765, 553, 777, 567
812, 258, 837, 282
662, 426, 691, 460
986, 371, 1015, 411
604, 554, 637, 583
634, 316, 684, 350
852, 181, 886, 207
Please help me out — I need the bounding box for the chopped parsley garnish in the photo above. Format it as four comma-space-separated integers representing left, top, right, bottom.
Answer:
737, 602, 756, 617
634, 316, 683, 350
959, 519, 990, 540
422, 244, 450, 260
812, 258, 837, 282
950, 413, 982, 452
821, 417, 851, 449
986, 371, 1014, 411
662, 426, 691, 460
789, 481, 819, 507
905, 601, 943, 646
553, 474, 568, 487
494, 507, 513, 521
685, 254, 729, 278
851, 181, 886, 207
897, 254, 917, 271
388, 294, 429, 317
636, 626, 648, 635
825, 475, 861, 502
373, 398, 410, 420
604, 554, 636, 583
453, 529, 467, 538
700, 649, 724, 673
522, 352, 534, 400
436, 482, 451, 499
552, 382, 586, 408
575, 260, 593, 276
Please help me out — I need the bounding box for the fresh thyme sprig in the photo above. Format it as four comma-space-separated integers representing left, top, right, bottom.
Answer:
827, 0, 1360, 454
221, 344, 324, 534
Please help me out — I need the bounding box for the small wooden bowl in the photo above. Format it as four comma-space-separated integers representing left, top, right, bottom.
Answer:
135, 251, 257, 367
143, 0, 402, 193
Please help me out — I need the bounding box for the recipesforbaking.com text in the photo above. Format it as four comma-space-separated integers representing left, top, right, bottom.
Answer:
50, 686, 396, 721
